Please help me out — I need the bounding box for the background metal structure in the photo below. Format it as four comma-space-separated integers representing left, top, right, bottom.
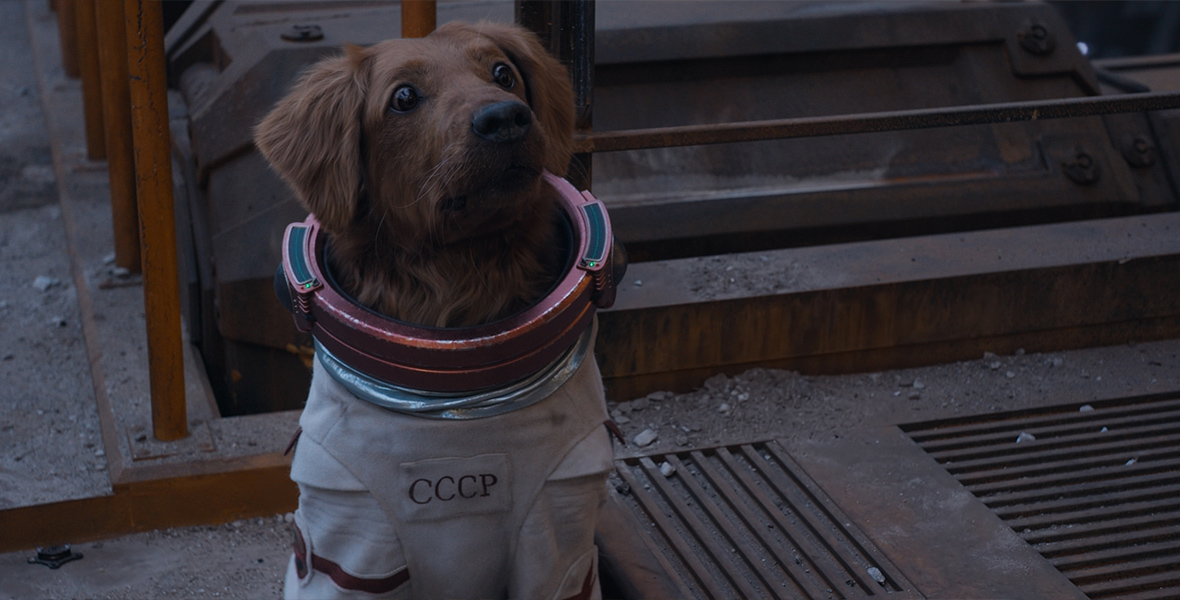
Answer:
161, 0, 1180, 415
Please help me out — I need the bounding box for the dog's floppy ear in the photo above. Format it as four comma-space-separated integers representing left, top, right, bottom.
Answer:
436, 21, 576, 176
254, 46, 370, 232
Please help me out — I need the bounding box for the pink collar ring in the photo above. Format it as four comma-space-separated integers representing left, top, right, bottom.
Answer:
278, 172, 623, 395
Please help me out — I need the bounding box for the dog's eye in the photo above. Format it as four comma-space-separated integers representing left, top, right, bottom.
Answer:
389, 85, 420, 113
492, 63, 515, 90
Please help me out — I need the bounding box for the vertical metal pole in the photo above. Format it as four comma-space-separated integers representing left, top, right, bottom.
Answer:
75, 0, 106, 159
125, 0, 187, 442
516, 0, 595, 189
96, 0, 141, 273
55, 0, 79, 78
401, 0, 436, 38
567, 0, 594, 190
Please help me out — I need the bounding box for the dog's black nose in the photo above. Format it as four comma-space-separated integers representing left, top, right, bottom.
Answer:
472, 101, 532, 143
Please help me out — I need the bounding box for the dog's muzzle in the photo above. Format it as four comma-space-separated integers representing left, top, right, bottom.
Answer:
276, 172, 624, 412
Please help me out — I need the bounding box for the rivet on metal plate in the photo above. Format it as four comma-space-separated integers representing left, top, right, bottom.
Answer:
281, 24, 324, 43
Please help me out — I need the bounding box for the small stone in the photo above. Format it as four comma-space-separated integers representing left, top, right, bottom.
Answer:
717, 403, 730, 413
867, 567, 886, 585
112, 267, 132, 278
33, 275, 58, 291
633, 280, 643, 287
913, 380, 926, 390
633, 429, 658, 447
613, 414, 630, 425
659, 462, 676, 477
283, 512, 295, 524
95, 449, 105, 457
1100, 427, 1108, 433
1005, 371, 1016, 379
631, 397, 650, 411
907, 391, 921, 400
1016, 432, 1036, 443
617, 401, 632, 414
103, 252, 117, 265
1125, 458, 1137, 466
675, 434, 689, 446
645, 391, 672, 402
1079, 404, 1094, 412
737, 393, 749, 402
1051, 357, 1063, 367
989, 361, 1002, 370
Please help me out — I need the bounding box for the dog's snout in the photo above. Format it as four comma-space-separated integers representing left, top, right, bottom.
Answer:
472, 101, 532, 143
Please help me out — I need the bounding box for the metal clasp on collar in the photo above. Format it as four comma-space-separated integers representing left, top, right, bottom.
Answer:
282, 223, 322, 332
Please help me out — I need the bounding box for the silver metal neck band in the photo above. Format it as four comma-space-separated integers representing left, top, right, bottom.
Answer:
315, 326, 593, 420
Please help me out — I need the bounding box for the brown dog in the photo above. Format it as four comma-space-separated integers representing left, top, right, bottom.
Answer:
256, 21, 575, 327
256, 21, 613, 600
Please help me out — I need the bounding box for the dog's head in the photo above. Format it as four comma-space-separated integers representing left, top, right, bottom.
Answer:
255, 22, 575, 249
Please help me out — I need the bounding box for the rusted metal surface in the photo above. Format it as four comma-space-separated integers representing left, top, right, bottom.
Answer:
400, 0, 435, 38
95, 0, 141, 273
603, 440, 917, 599
73, 0, 105, 160
125, 0, 187, 441
575, 92, 1180, 154
53, 0, 78, 77
904, 393, 1180, 600
597, 213, 1180, 401
793, 427, 1088, 599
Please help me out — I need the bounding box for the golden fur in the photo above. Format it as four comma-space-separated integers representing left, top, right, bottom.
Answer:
255, 22, 575, 327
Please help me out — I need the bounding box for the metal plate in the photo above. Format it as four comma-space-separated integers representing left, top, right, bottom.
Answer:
903, 393, 1180, 600
606, 440, 919, 599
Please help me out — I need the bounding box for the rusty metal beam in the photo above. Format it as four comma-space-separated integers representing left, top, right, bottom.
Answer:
400, 0, 435, 38
74, 0, 105, 159
575, 91, 1180, 154
96, 0, 141, 273
597, 212, 1180, 401
53, 0, 78, 78
517, 0, 594, 188
125, 0, 187, 442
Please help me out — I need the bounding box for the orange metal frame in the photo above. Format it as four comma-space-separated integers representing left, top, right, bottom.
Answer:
64, 0, 442, 445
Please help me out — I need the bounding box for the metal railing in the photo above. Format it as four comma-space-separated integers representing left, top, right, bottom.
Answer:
65, 0, 185, 441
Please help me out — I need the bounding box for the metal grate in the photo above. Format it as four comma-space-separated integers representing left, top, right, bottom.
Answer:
903, 393, 1180, 600
612, 441, 917, 599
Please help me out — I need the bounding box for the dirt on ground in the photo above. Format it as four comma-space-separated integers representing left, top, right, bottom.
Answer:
0, 516, 292, 600
608, 340, 1180, 459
